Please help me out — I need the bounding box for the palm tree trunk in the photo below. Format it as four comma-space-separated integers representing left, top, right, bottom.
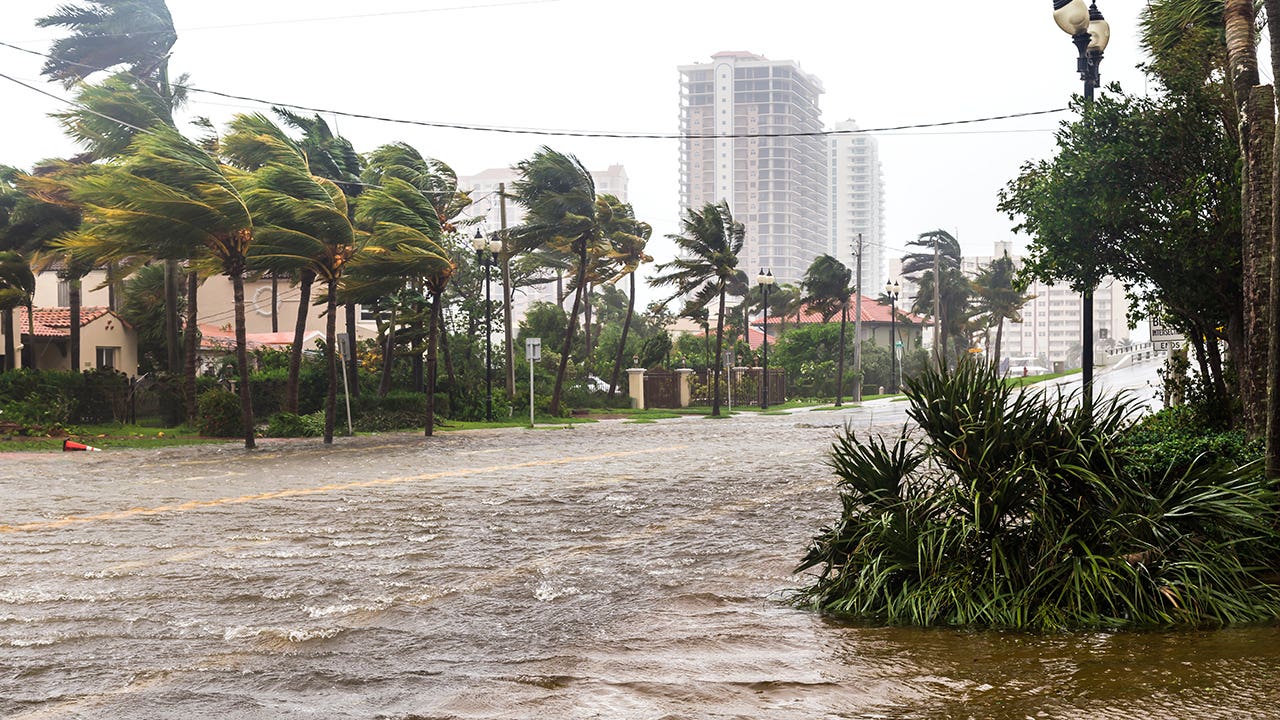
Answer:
425, 289, 441, 437
583, 283, 593, 361
835, 303, 847, 406
183, 271, 199, 420
712, 285, 726, 417
550, 240, 587, 415
230, 262, 255, 450
285, 269, 314, 414
607, 271, 637, 399
2, 307, 15, 366
993, 319, 1004, 369
345, 302, 360, 398
411, 300, 425, 394
164, 258, 181, 373
1266, 0, 1280, 477
69, 276, 81, 373
1226, 0, 1272, 435
323, 283, 338, 444
2, 310, 14, 371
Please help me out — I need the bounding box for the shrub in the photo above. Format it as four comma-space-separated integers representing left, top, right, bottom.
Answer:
265, 411, 325, 437
352, 390, 427, 432
794, 360, 1280, 631
196, 388, 244, 437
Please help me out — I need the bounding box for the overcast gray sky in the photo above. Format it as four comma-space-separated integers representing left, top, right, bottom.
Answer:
1, 0, 1153, 298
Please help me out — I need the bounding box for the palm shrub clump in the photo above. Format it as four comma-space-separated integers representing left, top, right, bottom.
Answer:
795, 361, 1280, 630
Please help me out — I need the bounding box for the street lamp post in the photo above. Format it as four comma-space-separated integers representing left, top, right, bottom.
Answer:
1052, 0, 1109, 417
472, 230, 503, 421
885, 280, 900, 394
757, 268, 774, 409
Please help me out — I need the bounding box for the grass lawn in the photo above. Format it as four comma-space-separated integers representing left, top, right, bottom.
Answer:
0, 424, 224, 452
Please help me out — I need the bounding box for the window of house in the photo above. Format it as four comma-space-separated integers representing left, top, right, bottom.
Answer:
96, 347, 117, 369
58, 280, 70, 307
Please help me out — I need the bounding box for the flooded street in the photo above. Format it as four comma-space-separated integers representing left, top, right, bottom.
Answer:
3, 407, 1279, 719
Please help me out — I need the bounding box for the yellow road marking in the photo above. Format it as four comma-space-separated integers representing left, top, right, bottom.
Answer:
0, 446, 687, 534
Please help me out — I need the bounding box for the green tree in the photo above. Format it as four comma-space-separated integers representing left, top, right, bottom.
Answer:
225, 113, 360, 444
650, 200, 747, 417
801, 254, 854, 405
39, 1, 191, 376
998, 84, 1240, 409
969, 252, 1033, 367
54, 127, 259, 448
0, 251, 34, 370
591, 195, 652, 398
511, 147, 607, 415
902, 230, 969, 367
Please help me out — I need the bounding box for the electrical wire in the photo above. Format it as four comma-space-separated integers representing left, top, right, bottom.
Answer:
0, 40, 1069, 141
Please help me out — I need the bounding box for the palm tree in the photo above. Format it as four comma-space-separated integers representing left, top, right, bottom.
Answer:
511, 147, 607, 416
650, 200, 746, 417
903, 230, 969, 366
38, 1, 190, 375
225, 113, 360, 444
0, 251, 34, 370
273, 109, 366, 398
970, 252, 1034, 367
802, 254, 855, 405
2, 165, 79, 370
361, 143, 471, 400
348, 164, 452, 435
54, 127, 259, 448
591, 195, 652, 399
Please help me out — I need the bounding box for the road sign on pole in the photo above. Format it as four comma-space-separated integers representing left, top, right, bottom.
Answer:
1149, 316, 1185, 352
526, 338, 541, 426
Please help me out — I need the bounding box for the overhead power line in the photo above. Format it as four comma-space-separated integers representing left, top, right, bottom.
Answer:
0, 40, 1068, 141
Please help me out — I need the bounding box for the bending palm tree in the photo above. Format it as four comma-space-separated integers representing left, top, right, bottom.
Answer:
970, 252, 1033, 367
650, 201, 746, 417
512, 147, 607, 415
593, 196, 652, 399
802, 254, 854, 405
225, 113, 360, 444
348, 169, 452, 435
55, 127, 259, 448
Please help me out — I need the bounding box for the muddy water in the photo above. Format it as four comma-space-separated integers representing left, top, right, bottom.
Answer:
1, 412, 1278, 719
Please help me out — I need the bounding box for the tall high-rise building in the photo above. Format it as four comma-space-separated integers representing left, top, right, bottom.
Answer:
678, 51, 828, 286
829, 119, 886, 294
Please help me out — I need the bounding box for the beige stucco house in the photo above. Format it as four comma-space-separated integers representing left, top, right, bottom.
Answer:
6, 306, 139, 375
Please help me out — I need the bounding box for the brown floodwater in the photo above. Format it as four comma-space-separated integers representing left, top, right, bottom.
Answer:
2, 408, 1277, 719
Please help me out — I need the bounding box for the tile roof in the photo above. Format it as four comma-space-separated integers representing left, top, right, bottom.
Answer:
765, 294, 926, 326
15, 307, 131, 338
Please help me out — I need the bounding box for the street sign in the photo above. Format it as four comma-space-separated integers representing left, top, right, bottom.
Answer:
336, 333, 351, 359
526, 337, 541, 361
1150, 315, 1185, 352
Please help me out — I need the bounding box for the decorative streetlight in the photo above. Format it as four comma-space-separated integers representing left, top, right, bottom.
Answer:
757, 268, 774, 409
885, 280, 900, 394
1052, 0, 1109, 416
472, 229, 503, 421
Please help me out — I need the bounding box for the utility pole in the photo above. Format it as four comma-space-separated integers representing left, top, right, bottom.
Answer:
933, 237, 942, 366
853, 233, 864, 403
499, 183, 516, 399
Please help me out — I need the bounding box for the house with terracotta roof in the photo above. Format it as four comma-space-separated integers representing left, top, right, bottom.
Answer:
195, 323, 324, 374
4, 306, 139, 375
754, 293, 926, 351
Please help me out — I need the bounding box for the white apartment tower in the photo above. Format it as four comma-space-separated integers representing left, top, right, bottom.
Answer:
829, 119, 886, 294
678, 51, 828, 286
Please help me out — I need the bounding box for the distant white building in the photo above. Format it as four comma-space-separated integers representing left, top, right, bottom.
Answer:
828, 119, 886, 294
888, 241, 1129, 367
677, 51, 828, 287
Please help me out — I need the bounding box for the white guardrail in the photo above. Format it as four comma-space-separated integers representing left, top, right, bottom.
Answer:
1100, 341, 1158, 366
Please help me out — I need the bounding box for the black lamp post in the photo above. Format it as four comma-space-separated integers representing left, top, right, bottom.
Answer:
757, 268, 774, 409
472, 229, 503, 421
885, 280, 900, 393
1053, 0, 1109, 416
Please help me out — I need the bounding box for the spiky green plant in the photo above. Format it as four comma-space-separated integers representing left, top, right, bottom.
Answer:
796, 360, 1280, 630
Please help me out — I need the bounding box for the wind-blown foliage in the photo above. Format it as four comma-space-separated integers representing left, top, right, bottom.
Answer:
650, 200, 747, 416
795, 361, 1280, 630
